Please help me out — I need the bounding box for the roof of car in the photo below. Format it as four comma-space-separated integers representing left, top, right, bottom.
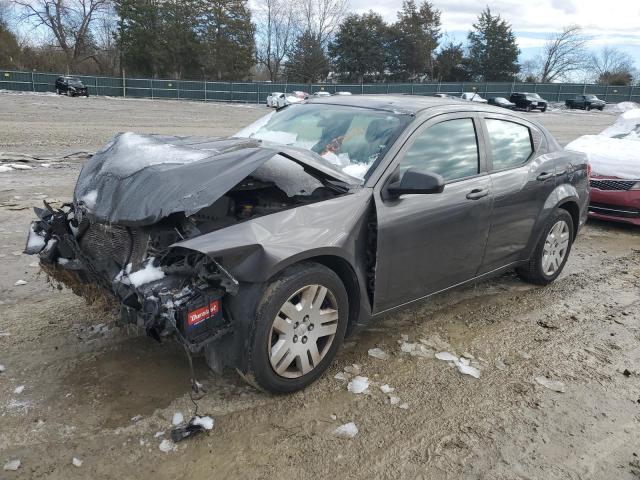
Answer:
305, 94, 514, 115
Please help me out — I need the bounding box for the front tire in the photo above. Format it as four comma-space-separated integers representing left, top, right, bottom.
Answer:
246, 262, 349, 393
517, 209, 574, 285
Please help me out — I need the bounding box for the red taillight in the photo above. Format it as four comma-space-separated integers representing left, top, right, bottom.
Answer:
587, 163, 592, 179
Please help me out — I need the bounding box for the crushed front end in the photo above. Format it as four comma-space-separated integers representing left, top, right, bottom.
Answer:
27, 201, 237, 355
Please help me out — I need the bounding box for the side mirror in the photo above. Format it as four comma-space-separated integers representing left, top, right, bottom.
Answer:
386, 168, 445, 197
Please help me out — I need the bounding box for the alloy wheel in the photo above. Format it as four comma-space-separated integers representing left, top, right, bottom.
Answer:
268, 284, 339, 379
542, 220, 570, 276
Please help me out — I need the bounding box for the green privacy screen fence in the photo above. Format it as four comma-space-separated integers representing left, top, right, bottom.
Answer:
1, 69, 639, 104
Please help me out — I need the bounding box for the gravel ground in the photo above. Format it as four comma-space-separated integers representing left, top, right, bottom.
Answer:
1, 92, 639, 480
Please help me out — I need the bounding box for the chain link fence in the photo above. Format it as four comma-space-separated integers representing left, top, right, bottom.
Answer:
1, 69, 638, 104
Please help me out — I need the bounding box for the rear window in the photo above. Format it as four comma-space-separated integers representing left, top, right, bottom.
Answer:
485, 119, 533, 170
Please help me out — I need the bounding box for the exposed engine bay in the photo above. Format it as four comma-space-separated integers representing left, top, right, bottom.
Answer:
26, 133, 356, 361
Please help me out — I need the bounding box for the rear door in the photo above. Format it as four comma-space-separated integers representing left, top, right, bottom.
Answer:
373, 113, 493, 312
477, 113, 557, 273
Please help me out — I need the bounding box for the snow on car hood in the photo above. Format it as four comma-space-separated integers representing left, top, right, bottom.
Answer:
74, 132, 356, 226
565, 108, 640, 179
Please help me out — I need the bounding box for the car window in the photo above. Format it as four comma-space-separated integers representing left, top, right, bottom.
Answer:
485, 119, 533, 170
401, 118, 479, 181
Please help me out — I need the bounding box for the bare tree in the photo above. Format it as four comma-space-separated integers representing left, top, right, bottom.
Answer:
255, 0, 297, 82
299, 0, 348, 47
537, 25, 588, 82
587, 46, 635, 79
12, 0, 111, 69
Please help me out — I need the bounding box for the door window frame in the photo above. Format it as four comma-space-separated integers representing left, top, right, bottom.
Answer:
371, 112, 490, 193
476, 113, 543, 174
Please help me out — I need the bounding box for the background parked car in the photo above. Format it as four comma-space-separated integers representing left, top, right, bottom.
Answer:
291, 90, 309, 100
266, 92, 287, 108
313, 91, 332, 97
509, 92, 547, 112
433, 93, 458, 99
460, 92, 488, 103
55, 76, 89, 97
334, 91, 353, 96
565, 95, 606, 111
488, 97, 515, 109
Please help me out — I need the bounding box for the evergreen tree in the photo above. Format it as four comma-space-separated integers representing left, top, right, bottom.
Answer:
285, 30, 329, 83
434, 42, 471, 81
201, 0, 255, 80
467, 7, 520, 81
328, 11, 390, 83
115, 0, 163, 77
391, 0, 441, 81
0, 18, 21, 68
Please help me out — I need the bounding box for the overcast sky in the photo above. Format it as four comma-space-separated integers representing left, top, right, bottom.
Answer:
349, 0, 640, 73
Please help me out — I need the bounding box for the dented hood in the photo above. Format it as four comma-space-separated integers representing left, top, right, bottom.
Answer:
74, 132, 357, 226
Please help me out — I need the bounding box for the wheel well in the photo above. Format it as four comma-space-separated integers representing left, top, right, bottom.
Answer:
303, 255, 361, 333
558, 201, 579, 239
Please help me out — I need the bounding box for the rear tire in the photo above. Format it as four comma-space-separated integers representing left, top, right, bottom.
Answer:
525, 105, 532, 112
517, 209, 574, 285
245, 262, 349, 393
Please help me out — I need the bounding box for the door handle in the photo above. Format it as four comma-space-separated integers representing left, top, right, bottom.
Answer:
537, 172, 554, 181
466, 188, 489, 200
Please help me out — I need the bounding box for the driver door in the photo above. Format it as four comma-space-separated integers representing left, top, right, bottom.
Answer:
373, 114, 493, 312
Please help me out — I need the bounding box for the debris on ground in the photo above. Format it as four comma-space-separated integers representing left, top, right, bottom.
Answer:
379, 384, 394, 394
334, 371, 348, 381
347, 376, 369, 394
435, 352, 481, 378
130, 415, 142, 422
343, 364, 361, 375
159, 439, 176, 453
14, 385, 25, 394
399, 403, 409, 410
535, 376, 566, 393
388, 396, 400, 405
193, 416, 214, 430
171, 412, 184, 426
14, 280, 27, 286
0, 364, 5, 373
368, 348, 388, 360
332, 422, 358, 439
400, 341, 433, 357
72, 458, 83, 467
3, 459, 21, 471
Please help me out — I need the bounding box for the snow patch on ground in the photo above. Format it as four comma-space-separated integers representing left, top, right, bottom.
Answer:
347, 376, 369, 394
332, 422, 358, 439
605, 101, 639, 113
3, 459, 21, 471
159, 439, 176, 453
171, 411, 184, 426
368, 348, 388, 360
193, 415, 214, 430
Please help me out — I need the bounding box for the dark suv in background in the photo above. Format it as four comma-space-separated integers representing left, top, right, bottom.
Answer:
565, 95, 605, 111
510, 92, 548, 112
55, 76, 89, 97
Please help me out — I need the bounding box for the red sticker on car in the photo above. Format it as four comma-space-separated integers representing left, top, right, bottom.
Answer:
187, 300, 220, 327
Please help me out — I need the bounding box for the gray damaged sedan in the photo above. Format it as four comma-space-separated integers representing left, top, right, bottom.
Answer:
26, 96, 589, 393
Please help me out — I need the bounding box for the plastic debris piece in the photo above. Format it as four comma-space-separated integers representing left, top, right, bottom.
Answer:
159, 439, 176, 453
0, 364, 5, 373
458, 364, 481, 379
193, 416, 214, 430
368, 348, 388, 360
130, 414, 142, 422
332, 422, 358, 439
334, 371, 348, 381
14, 385, 25, 394
379, 384, 394, 394
330, 414, 337, 420
389, 395, 400, 405
535, 376, 566, 393
399, 403, 409, 410
14, 280, 27, 286
400, 342, 415, 353
3, 459, 20, 471
72, 458, 83, 467
344, 364, 361, 375
458, 357, 471, 366
154, 431, 165, 438
435, 352, 458, 362
172, 412, 184, 426
347, 376, 369, 394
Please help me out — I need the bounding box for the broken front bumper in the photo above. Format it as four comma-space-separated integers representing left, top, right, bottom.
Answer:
25, 203, 235, 353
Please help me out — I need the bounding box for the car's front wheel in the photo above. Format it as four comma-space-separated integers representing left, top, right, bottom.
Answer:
246, 262, 349, 393
517, 209, 574, 285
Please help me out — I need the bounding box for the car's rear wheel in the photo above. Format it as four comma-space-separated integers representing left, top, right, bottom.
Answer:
525, 105, 532, 112
517, 209, 574, 285
245, 262, 349, 393
540, 107, 547, 112
586, 105, 591, 111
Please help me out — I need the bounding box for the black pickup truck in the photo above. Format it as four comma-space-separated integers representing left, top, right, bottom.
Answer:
565, 95, 605, 111
509, 92, 548, 112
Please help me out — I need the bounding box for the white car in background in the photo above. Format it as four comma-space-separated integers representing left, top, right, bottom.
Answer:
266, 92, 286, 108
335, 91, 353, 96
313, 91, 332, 97
461, 92, 488, 103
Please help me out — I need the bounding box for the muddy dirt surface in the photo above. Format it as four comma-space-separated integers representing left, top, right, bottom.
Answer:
1, 93, 639, 479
